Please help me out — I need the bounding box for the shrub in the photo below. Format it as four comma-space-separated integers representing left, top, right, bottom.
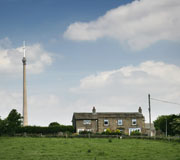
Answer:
79, 130, 92, 135
48, 122, 60, 127
105, 128, 111, 135
16, 125, 74, 134
101, 128, 122, 135
0, 109, 74, 136
115, 129, 120, 134
130, 130, 141, 136
115, 129, 123, 135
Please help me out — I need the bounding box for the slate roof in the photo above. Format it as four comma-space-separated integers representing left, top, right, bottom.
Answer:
73, 112, 144, 120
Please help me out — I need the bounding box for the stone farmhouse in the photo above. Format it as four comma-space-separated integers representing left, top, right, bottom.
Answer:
72, 107, 145, 135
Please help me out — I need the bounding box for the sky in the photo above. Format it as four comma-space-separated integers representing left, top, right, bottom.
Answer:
0, 0, 180, 126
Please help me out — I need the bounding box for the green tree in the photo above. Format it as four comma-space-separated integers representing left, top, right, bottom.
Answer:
0, 117, 2, 135
6, 109, 23, 135
48, 122, 60, 127
0, 119, 8, 135
171, 117, 180, 135
154, 114, 180, 136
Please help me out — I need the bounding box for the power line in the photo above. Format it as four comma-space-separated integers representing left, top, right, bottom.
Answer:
150, 97, 180, 106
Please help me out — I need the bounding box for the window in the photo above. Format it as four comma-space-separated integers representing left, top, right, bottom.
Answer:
118, 119, 123, 126
129, 128, 141, 135
104, 119, 109, 126
132, 119, 137, 125
77, 129, 84, 133
83, 120, 91, 125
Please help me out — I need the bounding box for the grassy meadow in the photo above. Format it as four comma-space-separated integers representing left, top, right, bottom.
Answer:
0, 137, 179, 160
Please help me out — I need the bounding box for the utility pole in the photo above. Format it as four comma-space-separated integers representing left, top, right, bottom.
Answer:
148, 94, 151, 136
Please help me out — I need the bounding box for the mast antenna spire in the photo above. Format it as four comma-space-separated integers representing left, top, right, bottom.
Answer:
22, 40, 28, 126
23, 41, 26, 57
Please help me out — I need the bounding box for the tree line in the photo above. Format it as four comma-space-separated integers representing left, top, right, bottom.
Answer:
0, 109, 74, 135
0, 109, 179, 136
154, 114, 180, 136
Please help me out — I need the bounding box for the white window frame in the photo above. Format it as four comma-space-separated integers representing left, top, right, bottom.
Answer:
104, 119, 109, 126
83, 120, 91, 125
132, 119, 137, 125
118, 119, 123, 126
129, 128, 141, 135
77, 128, 84, 133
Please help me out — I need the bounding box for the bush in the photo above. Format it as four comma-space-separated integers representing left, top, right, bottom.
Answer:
16, 125, 74, 134
130, 130, 141, 136
48, 122, 60, 127
79, 130, 92, 135
105, 128, 111, 135
115, 129, 123, 135
101, 128, 122, 135
0, 109, 74, 136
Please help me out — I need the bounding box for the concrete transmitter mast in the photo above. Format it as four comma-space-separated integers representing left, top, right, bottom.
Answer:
22, 41, 28, 126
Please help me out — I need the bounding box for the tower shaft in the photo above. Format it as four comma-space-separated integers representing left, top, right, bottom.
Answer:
22, 57, 28, 126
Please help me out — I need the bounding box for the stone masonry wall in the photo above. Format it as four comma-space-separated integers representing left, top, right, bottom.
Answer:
75, 119, 97, 133
75, 117, 145, 135
98, 117, 145, 134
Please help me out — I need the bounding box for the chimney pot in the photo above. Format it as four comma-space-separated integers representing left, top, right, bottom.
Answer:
138, 106, 142, 113
92, 106, 96, 114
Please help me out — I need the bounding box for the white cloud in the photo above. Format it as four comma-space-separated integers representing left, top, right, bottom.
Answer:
0, 38, 52, 75
70, 61, 180, 121
71, 61, 180, 91
64, 0, 180, 50
1, 61, 179, 125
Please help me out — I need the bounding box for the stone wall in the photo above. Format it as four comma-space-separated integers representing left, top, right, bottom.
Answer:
75, 119, 97, 133
97, 117, 145, 134
75, 117, 145, 135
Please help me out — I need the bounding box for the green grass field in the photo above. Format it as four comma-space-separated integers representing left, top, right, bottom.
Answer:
0, 137, 179, 160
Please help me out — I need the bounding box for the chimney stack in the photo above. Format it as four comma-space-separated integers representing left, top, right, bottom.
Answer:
138, 106, 142, 113
92, 106, 96, 114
